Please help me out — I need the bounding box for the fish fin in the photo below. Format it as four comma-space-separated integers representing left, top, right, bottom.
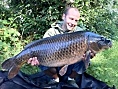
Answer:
2, 58, 14, 70
59, 65, 68, 76
8, 65, 20, 79
2, 57, 21, 79
84, 51, 91, 69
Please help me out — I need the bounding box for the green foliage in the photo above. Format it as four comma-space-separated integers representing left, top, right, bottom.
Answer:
21, 64, 40, 75
74, 0, 118, 39
0, 27, 24, 68
87, 40, 118, 88
5, 0, 66, 39
0, 25, 40, 74
1, 0, 118, 40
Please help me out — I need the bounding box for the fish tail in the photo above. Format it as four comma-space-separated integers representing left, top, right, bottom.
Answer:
2, 58, 14, 70
2, 57, 21, 79
8, 65, 21, 79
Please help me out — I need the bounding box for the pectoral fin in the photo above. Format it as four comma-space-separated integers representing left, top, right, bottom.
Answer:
59, 65, 68, 76
84, 51, 91, 69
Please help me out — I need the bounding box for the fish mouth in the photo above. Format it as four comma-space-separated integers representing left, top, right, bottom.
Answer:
89, 39, 112, 53
98, 39, 112, 50
104, 39, 112, 48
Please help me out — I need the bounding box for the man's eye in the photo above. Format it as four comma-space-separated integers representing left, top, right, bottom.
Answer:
70, 18, 74, 20
75, 20, 78, 22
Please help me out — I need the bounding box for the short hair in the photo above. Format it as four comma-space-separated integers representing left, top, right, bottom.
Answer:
63, 7, 79, 15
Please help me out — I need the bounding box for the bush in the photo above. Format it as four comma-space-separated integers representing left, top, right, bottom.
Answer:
6, 0, 66, 39
0, 26, 40, 74
0, 27, 24, 69
1, 0, 117, 40
74, 0, 118, 39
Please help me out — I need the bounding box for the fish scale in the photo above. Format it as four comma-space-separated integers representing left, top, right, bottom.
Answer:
2, 31, 112, 79
39, 36, 87, 66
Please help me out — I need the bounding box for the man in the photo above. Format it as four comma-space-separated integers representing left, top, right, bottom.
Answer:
28, 7, 92, 88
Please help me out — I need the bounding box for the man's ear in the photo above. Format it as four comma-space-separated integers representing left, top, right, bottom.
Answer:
62, 14, 65, 20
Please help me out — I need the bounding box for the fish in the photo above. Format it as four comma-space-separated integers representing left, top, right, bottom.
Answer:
2, 31, 112, 79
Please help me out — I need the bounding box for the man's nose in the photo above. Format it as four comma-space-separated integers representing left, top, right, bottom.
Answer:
71, 20, 77, 25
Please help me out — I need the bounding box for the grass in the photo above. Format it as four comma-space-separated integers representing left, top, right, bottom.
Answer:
87, 40, 118, 88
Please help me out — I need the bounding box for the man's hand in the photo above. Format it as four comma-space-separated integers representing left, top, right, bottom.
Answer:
27, 57, 39, 66
82, 50, 96, 60
90, 50, 96, 59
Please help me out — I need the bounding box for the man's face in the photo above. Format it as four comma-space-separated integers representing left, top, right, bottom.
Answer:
62, 8, 80, 31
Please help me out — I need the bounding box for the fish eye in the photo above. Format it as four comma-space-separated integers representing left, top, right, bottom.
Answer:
101, 37, 106, 41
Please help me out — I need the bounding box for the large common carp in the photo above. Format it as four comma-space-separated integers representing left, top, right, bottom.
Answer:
2, 31, 112, 79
